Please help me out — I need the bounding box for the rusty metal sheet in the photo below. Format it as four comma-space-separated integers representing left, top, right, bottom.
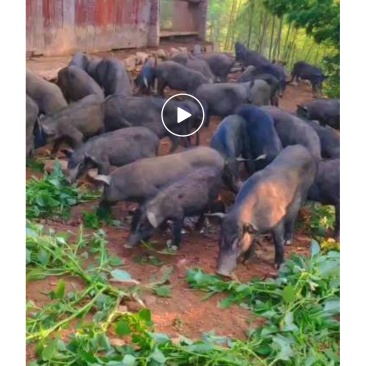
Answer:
26, 0, 178, 56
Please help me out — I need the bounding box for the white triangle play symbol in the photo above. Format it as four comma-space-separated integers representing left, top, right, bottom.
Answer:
177, 107, 192, 123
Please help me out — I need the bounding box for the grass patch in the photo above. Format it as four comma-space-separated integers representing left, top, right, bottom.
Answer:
26, 161, 99, 219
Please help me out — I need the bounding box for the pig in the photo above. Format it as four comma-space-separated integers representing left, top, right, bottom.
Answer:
308, 158, 340, 240
26, 95, 39, 157
235, 42, 270, 69
133, 58, 156, 94
170, 54, 215, 82
170, 52, 190, 64
103, 95, 202, 152
294, 115, 340, 159
210, 114, 258, 192
68, 52, 90, 70
241, 63, 287, 96
57, 65, 104, 103
126, 167, 223, 249
155, 61, 210, 96
239, 65, 256, 78
194, 53, 236, 82
242, 79, 273, 106
235, 105, 283, 173
86, 58, 102, 80
288, 61, 327, 93
62, 127, 159, 183
192, 44, 203, 55
136, 52, 150, 65
238, 73, 280, 106
261, 106, 322, 161
93, 146, 225, 212
194, 83, 253, 127
26, 69, 67, 115
94, 57, 132, 97
211, 145, 317, 276
38, 94, 105, 155
297, 99, 340, 130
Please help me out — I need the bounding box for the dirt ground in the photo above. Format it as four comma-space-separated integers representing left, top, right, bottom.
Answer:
26, 43, 318, 355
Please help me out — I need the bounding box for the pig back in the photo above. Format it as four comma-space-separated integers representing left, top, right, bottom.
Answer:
26, 69, 67, 114
235, 145, 316, 229
42, 95, 104, 137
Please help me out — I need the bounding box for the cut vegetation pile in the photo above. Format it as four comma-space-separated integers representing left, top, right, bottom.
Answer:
27, 215, 339, 365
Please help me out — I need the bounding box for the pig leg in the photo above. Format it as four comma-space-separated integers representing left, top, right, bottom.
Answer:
169, 218, 184, 249
242, 240, 257, 263
284, 196, 302, 245
97, 160, 111, 175
157, 79, 166, 97
273, 224, 285, 269
201, 102, 210, 127
130, 207, 142, 231
284, 217, 297, 246
194, 213, 207, 232
169, 135, 181, 153
66, 129, 84, 149
195, 131, 200, 146
51, 138, 64, 157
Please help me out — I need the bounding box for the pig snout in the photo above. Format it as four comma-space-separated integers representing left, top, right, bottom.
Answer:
216, 251, 238, 278
125, 233, 141, 248
66, 167, 79, 184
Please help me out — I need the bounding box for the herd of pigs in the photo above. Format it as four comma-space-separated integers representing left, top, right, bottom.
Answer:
26, 41, 340, 277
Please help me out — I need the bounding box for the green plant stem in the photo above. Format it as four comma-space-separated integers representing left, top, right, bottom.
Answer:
27, 286, 107, 342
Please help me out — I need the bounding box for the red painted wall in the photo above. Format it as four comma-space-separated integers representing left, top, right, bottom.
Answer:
26, 0, 151, 55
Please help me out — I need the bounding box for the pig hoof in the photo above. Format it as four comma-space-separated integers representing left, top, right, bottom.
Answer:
166, 240, 178, 251
285, 239, 292, 246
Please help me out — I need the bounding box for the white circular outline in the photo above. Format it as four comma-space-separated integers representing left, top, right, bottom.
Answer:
160, 93, 205, 138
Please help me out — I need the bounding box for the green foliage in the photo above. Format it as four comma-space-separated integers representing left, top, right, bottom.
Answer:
299, 203, 336, 237
133, 254, 164, 267
186, 241, 340, 365
263, 0, 340, 47
27, 222, 340, 365
27, 223, 266, 365
26, 158, 45, 173
82, 211, 100, 229
322, 53, 340, 98
26, 161, 99, 219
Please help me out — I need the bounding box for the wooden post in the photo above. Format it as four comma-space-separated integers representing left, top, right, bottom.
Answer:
148, 0, 160, 47
198, 0, 208, 41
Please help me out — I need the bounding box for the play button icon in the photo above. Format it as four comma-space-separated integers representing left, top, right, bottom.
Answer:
160, 93, 205, 138
177, 107, 192, 123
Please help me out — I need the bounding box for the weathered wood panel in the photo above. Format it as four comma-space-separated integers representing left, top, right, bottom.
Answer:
26, 0, 151, 56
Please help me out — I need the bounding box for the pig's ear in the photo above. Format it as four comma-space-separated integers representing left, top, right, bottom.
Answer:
243, 222, 259, 234
61, 148, 74, 158
39, 121, 55, 136
297, 105, 307, 112
121, 118, 132, 127
146, 210, 159, 228
84, 154, 98, 166
205, 212, 226, 222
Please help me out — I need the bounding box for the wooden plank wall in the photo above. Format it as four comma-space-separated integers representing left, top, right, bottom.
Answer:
26, 0, 151, 56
